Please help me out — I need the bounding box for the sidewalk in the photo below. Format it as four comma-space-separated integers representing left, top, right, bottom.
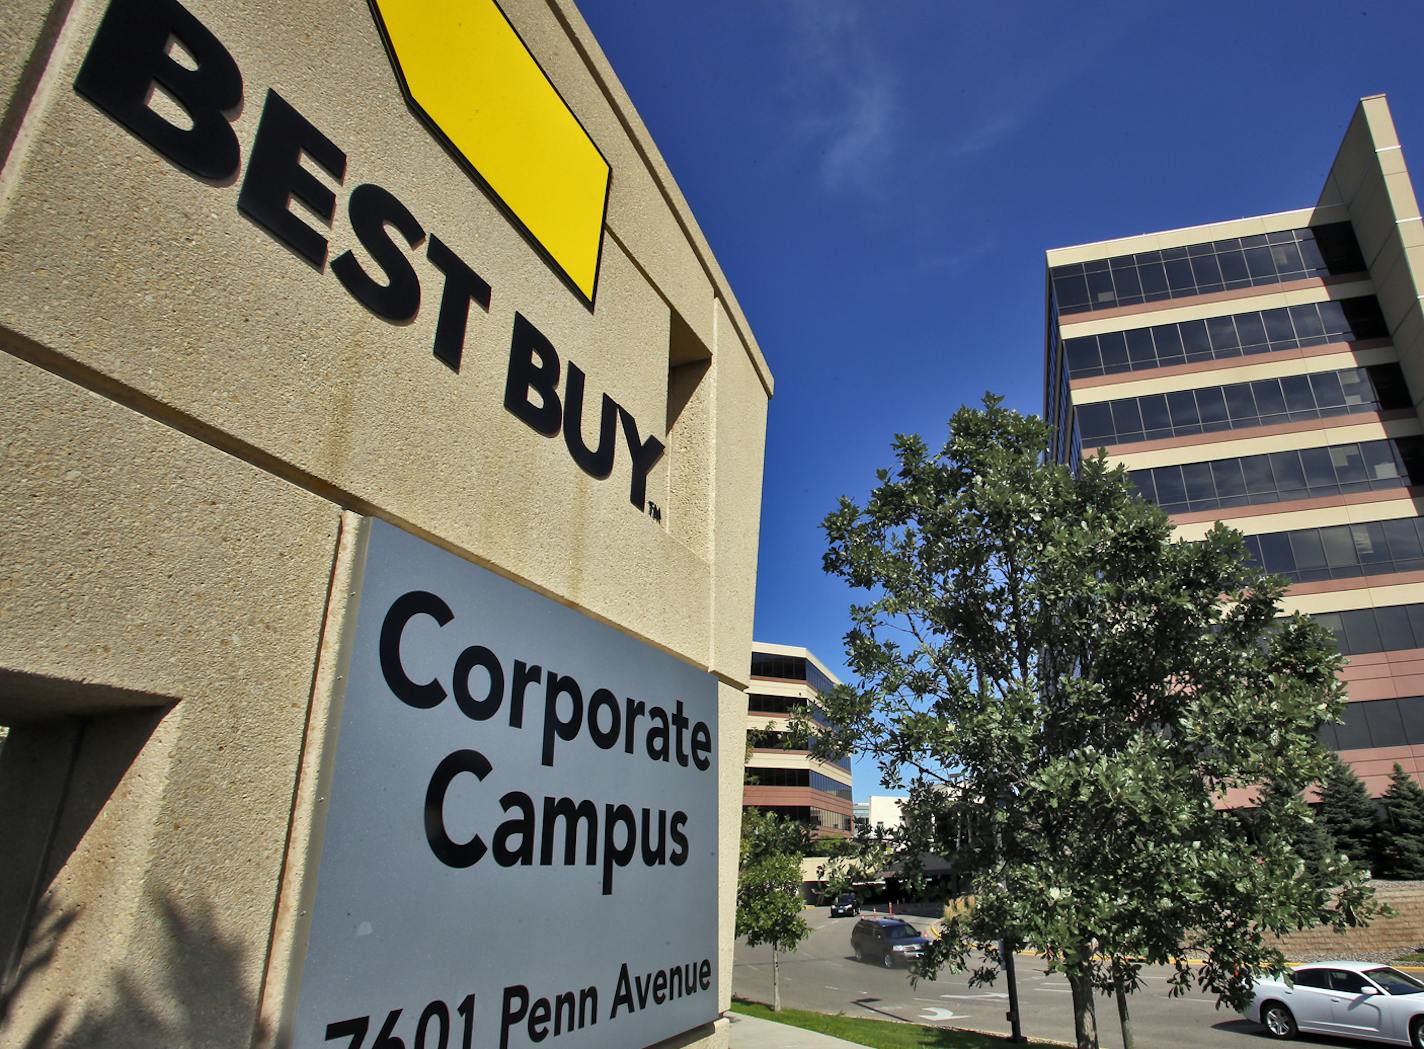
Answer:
727, 1011, 864, 1048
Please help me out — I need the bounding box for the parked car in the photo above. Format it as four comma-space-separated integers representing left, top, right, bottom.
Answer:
830, 893, 859, 918
850, 918, 929, 968
1240, 960, 1424, 1044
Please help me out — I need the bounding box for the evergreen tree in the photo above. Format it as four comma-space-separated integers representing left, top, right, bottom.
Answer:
1257, 779, 1338, 885
1317, 754, 1380, 872
1380, 764, 1424, 880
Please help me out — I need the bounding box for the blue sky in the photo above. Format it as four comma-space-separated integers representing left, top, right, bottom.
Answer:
577, 1, 1424, 799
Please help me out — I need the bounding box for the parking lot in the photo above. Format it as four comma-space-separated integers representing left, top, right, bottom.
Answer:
734, 909, 1343, 1049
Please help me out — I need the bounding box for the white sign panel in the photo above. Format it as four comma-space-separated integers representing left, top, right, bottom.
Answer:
291, 520, 719, 1049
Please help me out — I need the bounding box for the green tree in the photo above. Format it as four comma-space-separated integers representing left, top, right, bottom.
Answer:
1254, 778, 1339, 886
814, 397, 1379, 1049
1318, 753, 1380, 872
1381, 764, 1424, 879
736, 810, 811, 1012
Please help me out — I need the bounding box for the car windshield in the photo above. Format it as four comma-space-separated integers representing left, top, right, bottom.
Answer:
1365, 968, 1424, 995
836, 894, 855, 904
884, 923, 919, 940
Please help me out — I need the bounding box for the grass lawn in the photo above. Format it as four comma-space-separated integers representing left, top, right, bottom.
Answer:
730, 999, 1065, 1048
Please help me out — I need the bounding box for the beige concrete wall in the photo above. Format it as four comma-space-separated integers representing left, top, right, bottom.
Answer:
0, 0, 771, 1046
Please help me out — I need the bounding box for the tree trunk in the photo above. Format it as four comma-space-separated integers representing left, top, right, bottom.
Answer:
772, 945, 781, 1012
1113, 964, 1134, 1049
1066, 960, 1099, 1049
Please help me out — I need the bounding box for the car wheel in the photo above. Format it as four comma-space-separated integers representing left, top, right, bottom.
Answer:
881, 951, 895, 969
1411, 1016, 1424, 1049
854, 944, 865, 963
1261, 1001, 1297, 1040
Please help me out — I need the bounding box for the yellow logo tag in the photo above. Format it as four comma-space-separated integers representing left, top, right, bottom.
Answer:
370, 0, 611, 306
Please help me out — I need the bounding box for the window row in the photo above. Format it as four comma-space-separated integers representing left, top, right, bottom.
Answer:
1243, 517, 1424, 584
1079, 364, 1409, 448
1320, 695, 1424, 752
750, 652, 837, 695
745, 728, 852, 771
1129, 438, 1424, 516
748, 805, 853, 834
1064, 296, 1387, 380
743, 766, 853, 799
1307, 603, 1424, 657
1052, 223, 1366, 315
747, 693, 830, 726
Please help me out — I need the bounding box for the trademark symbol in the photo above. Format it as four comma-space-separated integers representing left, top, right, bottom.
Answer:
646, 500, 662, 522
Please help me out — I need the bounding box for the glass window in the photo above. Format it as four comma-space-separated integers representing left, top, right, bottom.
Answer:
1181, 462, 1216, 506
1076, 403, 1114, 443
1263, 308, 1297, 345
1314, 611, 1346, 650
1153, 467, 1186, 510
1288, 530, 1327, 573
1410, 607, 1424, 647
1331, 444, 1368, 488
1335, 704, 1373, 749
1138, 260, 1169, 297
1366, 701, 1407, 748
1354, 522, 1390, 566
1241, 454, 1275, 498
1167, 390, 1200, 430
1300, 447, 1336, 490
1290, 303, 1327, 344
1218, 250, 1250, 285
1362, 441, 1401, 482
1206, 314, 1239, 353
1210, 459, 1247, 506
1139, 393, 1172, 437
1224, 383, 1258, 424
1372, 365, 1412, 411
1126, 328, 1156, 366
1196, 388, 1230, 430
1309, 371, 1347, 411
1365, 968, 1424, 996
1165, 258, 1196, 294
1269, 451, 1308, 495
1098, 331, 1128, 372
1376, 605, 1416, 651
1234, 311, 1268, 349
1292, 968, 1330, 990
1259, 532, 1297, 575
1330, 969, 1374, 995
1402, 697, 1424, 746
1153, 324, 1184, 363
1110, 399, 1144, 441
1281, 374, 1318, 415
1087, 268, 1115, 307
1318, 299, 1349, 336
1253, 379, 1288, 421
1341, 609, 1382, 654
1320, 526, 1359, 570
1066, 339, 1101, 377
1383, 519, 1424, 563
1180, 320, 1212, 359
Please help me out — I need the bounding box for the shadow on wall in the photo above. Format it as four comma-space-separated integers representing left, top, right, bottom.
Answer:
0, 706, 267, 1049
11, 890, 262, 1049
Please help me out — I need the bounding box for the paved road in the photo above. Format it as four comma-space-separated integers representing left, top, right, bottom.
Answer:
733, 910, 1372, 1049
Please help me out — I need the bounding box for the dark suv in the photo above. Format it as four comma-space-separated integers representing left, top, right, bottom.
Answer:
850, 918, 929, 968
830, 893, 859, 918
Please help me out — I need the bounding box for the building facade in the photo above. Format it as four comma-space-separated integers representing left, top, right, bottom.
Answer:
0, 2, 771, 1047
743, 643, 854, 838
1045, 95, 1424, 797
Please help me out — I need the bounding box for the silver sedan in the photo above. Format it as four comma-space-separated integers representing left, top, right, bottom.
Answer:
1241, 960, 1424, 1045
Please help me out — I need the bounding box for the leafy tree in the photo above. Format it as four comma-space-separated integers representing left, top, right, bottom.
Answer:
813, 397, 1379, 1049
1318, 753, 1380, 872
736, 810, 811, 1012
1381, 764, 1424, 879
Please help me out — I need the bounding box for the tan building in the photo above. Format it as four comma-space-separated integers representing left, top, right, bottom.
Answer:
1045, 95, 1424, 797
0, 2, 771, 1047
743, 643, 854, 839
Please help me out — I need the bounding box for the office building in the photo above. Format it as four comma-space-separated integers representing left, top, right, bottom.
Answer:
1045, 95, 1424, 796
744, 642, 855, 837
